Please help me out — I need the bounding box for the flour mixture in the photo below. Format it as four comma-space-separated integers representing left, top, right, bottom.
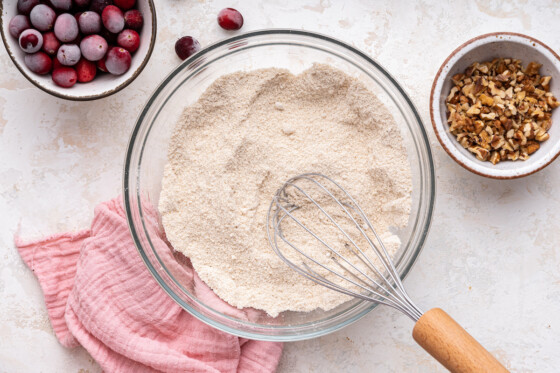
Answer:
158, 64, 412, 317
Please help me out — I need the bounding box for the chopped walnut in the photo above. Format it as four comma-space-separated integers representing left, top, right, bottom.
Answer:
445, 58, 559, 164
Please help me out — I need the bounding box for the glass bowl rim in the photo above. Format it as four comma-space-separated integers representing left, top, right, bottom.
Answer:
123, 29, 436, 341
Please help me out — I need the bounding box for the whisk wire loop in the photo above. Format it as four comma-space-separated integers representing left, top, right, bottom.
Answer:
267, 173, 423, 321
288, 176, 417, 311
273, 182, 416, 315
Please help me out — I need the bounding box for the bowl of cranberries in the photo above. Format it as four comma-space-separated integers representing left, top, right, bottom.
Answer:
1, 0, 156, 100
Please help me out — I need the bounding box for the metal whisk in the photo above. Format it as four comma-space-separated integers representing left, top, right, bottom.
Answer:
267, 173, 508, 373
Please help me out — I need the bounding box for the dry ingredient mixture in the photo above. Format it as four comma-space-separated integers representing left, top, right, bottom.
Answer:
159, 64, 412, 317
446, 58, 559, 164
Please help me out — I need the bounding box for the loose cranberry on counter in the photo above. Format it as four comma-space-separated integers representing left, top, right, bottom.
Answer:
17, 0, 40, 15
105, 46, 130, 75
80, 34, 108, 61
42, 31, 61, 55
19, 29, 43, 53
114, 0, 135, 11
57, 44, 81, 66
24, 52, 52, 74
175, 36, 200, 60
117, 29, 139, 52
123, 9, 142, 31
217, 8, 243, 31
76, 58, 97, 82
30, 4, 56, 31
8, 15, 31, 38
52, 67, 78, 87
54, 13, 79, 42
102, 5, 124, 33
78, 11, 102, 34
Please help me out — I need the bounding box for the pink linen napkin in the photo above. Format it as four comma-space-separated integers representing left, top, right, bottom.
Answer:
15, 198, 283, 373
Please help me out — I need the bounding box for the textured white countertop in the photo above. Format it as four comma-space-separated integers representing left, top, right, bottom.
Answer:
1, 0, 560, 372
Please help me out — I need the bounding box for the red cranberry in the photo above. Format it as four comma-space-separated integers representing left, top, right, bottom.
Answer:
89, 0, 113, 13
42, 31, 61, 55
17, 0, 40, 15
53, 57, 64, 70
52, 67, 77, 87
76, 58, 97, 82
78, 11, 102, 34
100, 28, 118, 44
74, 0, 91, 7
174, 36, 200, 60
102, 5, 124, 33
80, 34, 108, 61
19, 29, 43, 53
30, 4, 56, 32
117, 29, 139, 52
8, 15, 31, 38
114, 0, 135, 11
123, 9, 142, 31
24, 52, 52, 74
105, 46, 130, 75
217, 8, 243, 31
57, 44, 81, 66
54, 13, 79, 42
97, 55, 108, 72
49, 0, 72, 11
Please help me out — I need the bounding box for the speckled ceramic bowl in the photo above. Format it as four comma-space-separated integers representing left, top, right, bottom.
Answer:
431, 32, 560, 179
124, 30, 435, 341
0, 0, 156, 101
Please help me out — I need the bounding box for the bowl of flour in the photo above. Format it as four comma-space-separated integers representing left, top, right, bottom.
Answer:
124, 30, 435, 341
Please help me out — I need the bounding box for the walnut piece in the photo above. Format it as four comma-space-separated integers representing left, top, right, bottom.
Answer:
446, 58, 559, 164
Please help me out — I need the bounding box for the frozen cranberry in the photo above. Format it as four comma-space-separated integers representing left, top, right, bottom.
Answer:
17, 0, 40, 15
74, 0, 91, 7
52, 57, 64, 70
54, 13, 79, 42
117, 29, 139, 52
113, 0, 135, 10
49, 0, 72, 11
24, 51, 52, 74
78, 11, 101, 34
41, 31, 60, 55
80, 34, 108, 61
217, 8, 243, 31
8, 15, 31, 38
105, 46, 130, 75
30, 4, 56, 32
57, 44, 81, 65
76, 58, 96, 82
123, 9, 142, 31
174, 36, 200, 60
19, 29, 43, 53
102, 5, 124, 33
96, 55, 108, 72
52, 67, 77, 87
89, 0, 112, 13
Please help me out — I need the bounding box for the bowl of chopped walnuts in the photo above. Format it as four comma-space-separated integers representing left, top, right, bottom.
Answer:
431, 32, 560, 179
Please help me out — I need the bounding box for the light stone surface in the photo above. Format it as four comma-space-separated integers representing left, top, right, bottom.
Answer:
1, 0, 559, 372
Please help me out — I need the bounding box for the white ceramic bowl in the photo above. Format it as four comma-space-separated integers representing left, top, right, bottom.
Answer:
431, 32, 560, 179
0, 0, 156, 101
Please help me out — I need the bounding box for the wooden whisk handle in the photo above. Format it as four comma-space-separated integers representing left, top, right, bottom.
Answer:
412, 308, 509, 373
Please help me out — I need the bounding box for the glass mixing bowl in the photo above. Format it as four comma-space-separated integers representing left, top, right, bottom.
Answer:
124, 30, 435, 341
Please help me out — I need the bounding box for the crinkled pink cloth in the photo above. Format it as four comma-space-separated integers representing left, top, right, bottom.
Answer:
15, 198, 283, 373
